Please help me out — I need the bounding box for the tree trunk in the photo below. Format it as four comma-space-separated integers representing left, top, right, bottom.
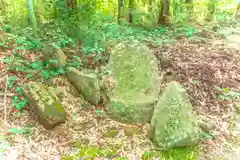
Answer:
206, 0, 216, 21
117, 0, 122, 24
148, 0, 153, 12
67, 0, 77, 9
0, 0, 6, 15
26, 0, 38, 37
172, 0, 177, 18
128, 0, 134, 24
157, 0, 169, 25
235, 2, 240, 18
185, 0, 193, 21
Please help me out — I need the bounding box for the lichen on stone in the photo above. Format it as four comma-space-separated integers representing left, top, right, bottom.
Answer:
23, 82, 66, 129
150, 81, 201, 149
104, 40, 161, 123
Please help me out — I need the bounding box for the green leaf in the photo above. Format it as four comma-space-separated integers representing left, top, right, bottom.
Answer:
15, 87, 23, 94
7, 128, 24, 135
7, 76, 16, 88
27, 73, 33, 79
29, 61, 43, 69
95, 109, 102, 114
16, 100, 27, 110
223, 87, 229, 93
41, 70, 50, 79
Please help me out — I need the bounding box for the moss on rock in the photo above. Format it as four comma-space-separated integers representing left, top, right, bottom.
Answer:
123, 126, 141, 137
104, 40, 161, 123
42, 44, 67, 69
66, 67, 101, 105
23, 82, 66, 129
150, 81, 201, 149
103, 128, 119, 138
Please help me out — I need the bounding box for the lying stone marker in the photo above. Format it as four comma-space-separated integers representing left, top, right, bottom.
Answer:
23, 82, 67, 129
150, 81, 200, 149
66, 67, 101, 105
104, 40, 161, 123
42, 44, 67, 69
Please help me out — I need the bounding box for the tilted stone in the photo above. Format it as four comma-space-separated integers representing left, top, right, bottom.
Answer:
66, 67, 101, 105
23, 82, 67, 129
104, 40, 161, 123
42, 44, 67, 69
150, 81, 201, 149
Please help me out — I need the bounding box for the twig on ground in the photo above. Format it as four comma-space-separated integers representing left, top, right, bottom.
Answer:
0, 92, 15, 97
4, 74, 8, 134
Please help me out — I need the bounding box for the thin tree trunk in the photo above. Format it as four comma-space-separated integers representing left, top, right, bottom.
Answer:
206, 0, 216, 21
27, 0, 38, 37
163, 0, 170, 20
148, 0, 152, 12
158, 0, 169, 25
67, 0, 77, 9
172, 0, 177, 19
179, 0, 183, 13
235, 2, 240, 18
128, 0, 134, 24
157, 0, 164, 24
117, 0, 122, 24
0, 0, 6, 15
185, 0, 193, 21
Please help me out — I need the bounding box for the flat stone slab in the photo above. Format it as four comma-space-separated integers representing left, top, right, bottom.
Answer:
66, 67, 101, 105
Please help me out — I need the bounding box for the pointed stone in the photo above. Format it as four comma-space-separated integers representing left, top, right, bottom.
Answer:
150, 81, 201, 149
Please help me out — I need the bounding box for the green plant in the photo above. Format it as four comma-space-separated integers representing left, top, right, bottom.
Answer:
7, 125, 31, 138
7, 76, 16, 89
216, 87, 240, 100
11, 94, 28, 110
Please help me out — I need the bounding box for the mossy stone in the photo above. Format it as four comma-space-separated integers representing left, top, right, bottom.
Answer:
104, 40, 161, 123
66, 67, 101, 105
103, 128, 119, 138
22, 82, 66, 129
42, 44, 67, 69
71, 139, 90, 148
123, 127, 141, 137
151, 81, 201, 149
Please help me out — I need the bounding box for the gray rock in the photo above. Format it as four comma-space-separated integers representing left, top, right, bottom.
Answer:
104, 40, 161, 123
23, 82, 67, 129
66, 67, 101, 105
42, 44, 67, 69
150, 81, 201, 149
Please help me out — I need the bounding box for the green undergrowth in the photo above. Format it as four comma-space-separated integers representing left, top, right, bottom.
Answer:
1, 15, 198, 54
0, 17, 200, 112
61, 142, 199, 160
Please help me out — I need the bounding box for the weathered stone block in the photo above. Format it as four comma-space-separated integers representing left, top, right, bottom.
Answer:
150, 81, 200, 149
104, 40, 161, 123
42, 44, 67, 69
66, 67, 101, 105
23, 82, 67, 129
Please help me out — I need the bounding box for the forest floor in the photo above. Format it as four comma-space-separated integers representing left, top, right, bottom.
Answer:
1, 22, 240, 160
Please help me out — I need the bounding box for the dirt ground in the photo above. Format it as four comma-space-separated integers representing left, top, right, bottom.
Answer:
1, 25, 240, 160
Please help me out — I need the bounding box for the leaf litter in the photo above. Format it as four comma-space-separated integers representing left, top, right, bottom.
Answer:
152, 32, 240, 157
0, 29, 240, 159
